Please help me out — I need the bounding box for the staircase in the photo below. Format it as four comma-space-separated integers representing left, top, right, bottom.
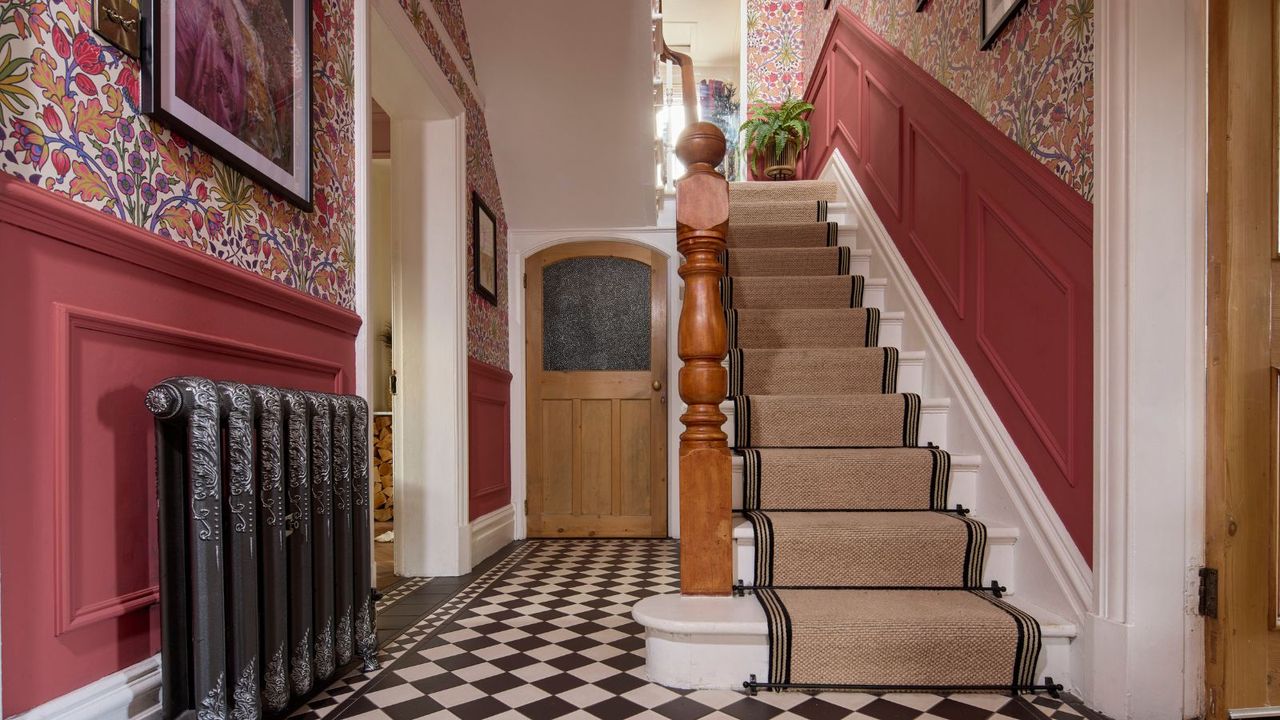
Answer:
634, 179, 1077, 693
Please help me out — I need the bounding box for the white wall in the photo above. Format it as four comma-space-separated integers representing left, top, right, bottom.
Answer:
461, 0, 657, 230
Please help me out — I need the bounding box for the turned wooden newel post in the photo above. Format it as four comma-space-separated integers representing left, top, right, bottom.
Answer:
675, 121, 732, 596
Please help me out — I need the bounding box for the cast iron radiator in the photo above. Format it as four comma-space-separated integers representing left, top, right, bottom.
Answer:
146, 377, 380, 720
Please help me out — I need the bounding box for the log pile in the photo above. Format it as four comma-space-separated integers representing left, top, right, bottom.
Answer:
372, 415, 394, 521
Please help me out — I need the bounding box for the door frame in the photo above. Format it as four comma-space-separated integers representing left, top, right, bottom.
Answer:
508, 228, 681, 540
354, 0, 473, 577
523, 240, 669, 538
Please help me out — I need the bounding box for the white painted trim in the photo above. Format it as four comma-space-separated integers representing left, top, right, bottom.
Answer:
821, 150, 1092, 624
1082, 2, 1207, 718
470, 504, 516, 565
10, 655, 160, 720
507, 226, 681, 540
369, 3, 471, 577
352, 0, 376, 588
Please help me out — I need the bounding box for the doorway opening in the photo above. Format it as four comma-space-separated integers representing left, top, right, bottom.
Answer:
357, 0, 472, 581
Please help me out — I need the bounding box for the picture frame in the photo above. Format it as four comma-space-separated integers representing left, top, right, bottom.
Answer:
473, 192, 499, 305
915, 0, 929, 11
140, 0, 313, 210
980, 0, 1026, 50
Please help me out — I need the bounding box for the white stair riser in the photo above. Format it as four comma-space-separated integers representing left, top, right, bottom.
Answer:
849, 250, 871, 278
721, 398, 949, 449
879, 312, 904, 348
863, 280, 886, 310
729, 454, 981, 512
731, 524, 1017, 593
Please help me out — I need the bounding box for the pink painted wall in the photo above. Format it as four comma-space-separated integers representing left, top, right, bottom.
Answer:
801, 0, 1094, 199
802, 9, 1093, 557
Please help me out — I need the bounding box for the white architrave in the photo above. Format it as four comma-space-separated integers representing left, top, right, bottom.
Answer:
1083, 2, 1207, 718
363, 0, 471, 577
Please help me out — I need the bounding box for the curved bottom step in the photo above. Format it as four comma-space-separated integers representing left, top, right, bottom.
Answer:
632, 593, 1074, 692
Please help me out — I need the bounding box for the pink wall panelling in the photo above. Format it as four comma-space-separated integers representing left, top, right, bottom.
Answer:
0, 175, 361, 714
801, 0, 1093, 199
468, 359, 513, 521
802, 9, 1094, 557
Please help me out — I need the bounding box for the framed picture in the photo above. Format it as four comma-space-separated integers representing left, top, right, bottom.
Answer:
473, 193, 499, 305
980, 0, 1026, 49
915, 0, 929, 10
141, 0, 313, 209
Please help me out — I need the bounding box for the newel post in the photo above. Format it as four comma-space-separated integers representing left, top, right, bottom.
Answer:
674, 122, 732, 596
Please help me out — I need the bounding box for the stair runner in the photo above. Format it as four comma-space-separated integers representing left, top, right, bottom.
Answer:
725, 180, 1041, 692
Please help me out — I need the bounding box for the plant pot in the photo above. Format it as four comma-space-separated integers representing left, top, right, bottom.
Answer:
753, 140, 800, 181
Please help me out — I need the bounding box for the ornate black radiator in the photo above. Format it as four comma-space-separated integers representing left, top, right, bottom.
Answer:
146, 378, 379, 720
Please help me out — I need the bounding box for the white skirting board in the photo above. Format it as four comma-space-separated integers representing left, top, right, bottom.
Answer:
9, 655, 161, 720
471, 504, 516, 566
819, 150, 1091, 624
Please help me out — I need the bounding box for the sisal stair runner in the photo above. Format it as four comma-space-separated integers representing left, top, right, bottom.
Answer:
725, 181, 1042, 693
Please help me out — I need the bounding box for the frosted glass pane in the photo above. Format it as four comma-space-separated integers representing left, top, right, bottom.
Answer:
543, 257, 650, 371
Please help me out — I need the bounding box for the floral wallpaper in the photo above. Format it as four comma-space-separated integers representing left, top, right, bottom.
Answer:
429, 0, 476, 80
0, 0, 357, 306
398, 0, 507, 369
0, 0, 509, 366
746, 0, 806, 106
802, 0, 1094, 199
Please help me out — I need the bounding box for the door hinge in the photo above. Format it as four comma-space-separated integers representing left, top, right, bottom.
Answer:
523, 272, 527, 288
389, 370, 398, 396
1198, 567, 1218, 618
523, 499, 528, 514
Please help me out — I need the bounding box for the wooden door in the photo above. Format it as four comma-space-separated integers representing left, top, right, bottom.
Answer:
1205, 1, 1280, 715
525, 241, 668, 537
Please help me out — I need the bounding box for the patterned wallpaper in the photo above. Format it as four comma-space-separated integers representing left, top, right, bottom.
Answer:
746, 0, 807, 106
1, 0, 357, 306
397, 0, 507, 368
802, 0, 1094, 199
0, 0, 509, 366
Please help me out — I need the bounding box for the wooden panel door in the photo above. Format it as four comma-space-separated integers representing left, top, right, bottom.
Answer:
526, 241, 668, 537
1205, 1, 1280, 715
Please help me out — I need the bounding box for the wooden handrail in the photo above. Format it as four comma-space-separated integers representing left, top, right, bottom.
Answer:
654, 6, 698, 127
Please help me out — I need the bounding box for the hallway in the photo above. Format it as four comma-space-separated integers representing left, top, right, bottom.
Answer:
293, 541, 1098, 720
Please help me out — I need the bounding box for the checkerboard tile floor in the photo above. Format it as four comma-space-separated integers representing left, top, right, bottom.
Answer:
297, 540, 1104, 720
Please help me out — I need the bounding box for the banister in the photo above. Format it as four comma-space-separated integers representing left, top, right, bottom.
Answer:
655, 1, 732, 595
674, 123, 732, 596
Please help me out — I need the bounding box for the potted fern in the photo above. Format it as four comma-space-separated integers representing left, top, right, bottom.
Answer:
740, 98, 814, 180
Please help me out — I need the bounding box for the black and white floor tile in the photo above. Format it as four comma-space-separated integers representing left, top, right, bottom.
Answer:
299, 540, 1103, 720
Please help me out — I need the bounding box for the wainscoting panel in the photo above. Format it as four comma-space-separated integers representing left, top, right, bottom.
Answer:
0, 177, 360, 714
467, 358, 512, 521
802, 9, 1094, 557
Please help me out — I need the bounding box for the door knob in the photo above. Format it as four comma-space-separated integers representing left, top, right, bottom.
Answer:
652, 379, 663, 391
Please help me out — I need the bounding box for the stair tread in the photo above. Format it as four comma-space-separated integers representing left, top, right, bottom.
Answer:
732, 514, 1018, 542
633, 593, 1077, 638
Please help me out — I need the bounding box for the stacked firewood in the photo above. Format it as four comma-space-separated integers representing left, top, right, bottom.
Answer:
372, 415, 394, 521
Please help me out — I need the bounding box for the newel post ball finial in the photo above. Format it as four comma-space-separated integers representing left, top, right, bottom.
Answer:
676, 121, 727, 173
